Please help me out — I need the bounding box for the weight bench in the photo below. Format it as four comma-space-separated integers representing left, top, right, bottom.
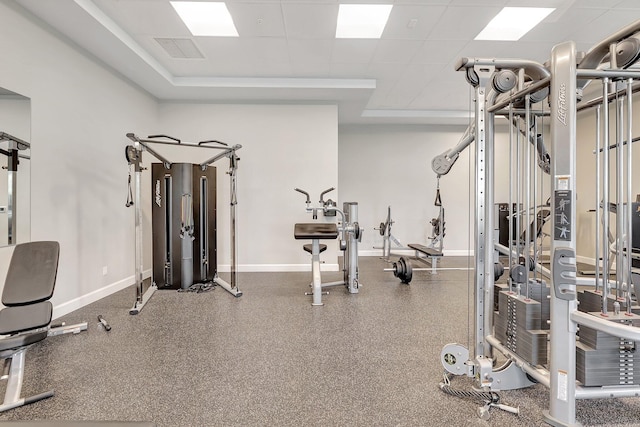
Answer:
294, 223, 340, 306
407, 243, 443, 274
0, 241, 60, 412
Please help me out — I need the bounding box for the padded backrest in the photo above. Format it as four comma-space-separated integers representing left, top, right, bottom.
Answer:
2, 241, 59, 307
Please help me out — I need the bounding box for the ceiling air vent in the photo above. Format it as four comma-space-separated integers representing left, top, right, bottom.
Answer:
155, 38, 204, 59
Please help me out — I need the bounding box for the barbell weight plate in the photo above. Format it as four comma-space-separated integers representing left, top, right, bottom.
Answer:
399, 257, 412, 284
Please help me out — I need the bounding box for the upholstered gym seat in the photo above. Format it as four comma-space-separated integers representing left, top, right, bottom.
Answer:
0, 241, 60, 412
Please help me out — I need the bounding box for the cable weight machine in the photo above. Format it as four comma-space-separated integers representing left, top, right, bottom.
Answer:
437, 19, 640, 426
125, 133, 243, 315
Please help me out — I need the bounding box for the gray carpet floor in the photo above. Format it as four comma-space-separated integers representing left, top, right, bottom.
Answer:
1, 256, 639, 426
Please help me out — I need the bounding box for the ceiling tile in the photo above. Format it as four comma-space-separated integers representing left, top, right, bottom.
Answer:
381, 5, 447, 40
227, 2, 286, 37
281, 3, 338, 38
329, 63, 371, 78
412, 40, 468, 65
288, 39, 333, 64
372, 39, 423, 63
94, 0, 190, 37
331, 39, 379, 64
427, 6, 503, 41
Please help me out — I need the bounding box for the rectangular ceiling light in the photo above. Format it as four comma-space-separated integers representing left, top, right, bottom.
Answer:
170, 1, 238, 37
475, 7, 555, 41
336, 4, 393, 39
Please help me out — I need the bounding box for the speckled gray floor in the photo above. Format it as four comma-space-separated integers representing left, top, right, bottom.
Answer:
1, 256, 640, 426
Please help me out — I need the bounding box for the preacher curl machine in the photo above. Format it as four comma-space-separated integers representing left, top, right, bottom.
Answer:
293, 187, 362, 306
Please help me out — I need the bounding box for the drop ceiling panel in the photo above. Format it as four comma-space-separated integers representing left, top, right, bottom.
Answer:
14, 0, 640, 125
372, 39, 423, 64
411, 40, 468, 65
94, 0, 189, 37
281, 3, 337, 39
288, 39, 333, 65
522, 8, 608, 43
330, 63, 371, 78
427, 6, 503, 41
381, 5, 447, 40
227, 2, 286, 37
570, 11, 640, 47
331, 40, 379, 64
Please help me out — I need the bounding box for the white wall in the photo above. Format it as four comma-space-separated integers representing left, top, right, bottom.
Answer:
0, 1, 158, 317
155, 103, 340, 271
339, 124, 473, 256
339, 123, 552, 258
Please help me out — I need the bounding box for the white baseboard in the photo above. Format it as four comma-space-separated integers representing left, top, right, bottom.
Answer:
360, 249, 472, 257
217, 264, 340, 272
577, 255, 596, 266
52, 269, 151, 320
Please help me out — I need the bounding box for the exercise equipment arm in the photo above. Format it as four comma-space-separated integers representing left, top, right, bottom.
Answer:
512, 116, 550, 175
0, 132, 30, 150
294, 188, 311, 204
319, 187, 335, 203
431, 122, 475, 176
126, 133, 172, 169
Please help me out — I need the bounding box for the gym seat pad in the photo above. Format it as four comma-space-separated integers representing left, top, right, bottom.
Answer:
0, 422, 156, 426
0, 301, 52, 335
0, 330, 47, 353
294, 223, 339, 240
407, 243, 443, 257
2, 241, 59, 306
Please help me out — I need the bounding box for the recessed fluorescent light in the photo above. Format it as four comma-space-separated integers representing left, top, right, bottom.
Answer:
336, 4, 393, 39
170, 1, 238, 37
475, 7, 555, 41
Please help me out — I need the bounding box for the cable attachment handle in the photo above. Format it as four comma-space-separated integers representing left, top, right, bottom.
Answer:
434, 176, 442, 207
126, 172, 134, 207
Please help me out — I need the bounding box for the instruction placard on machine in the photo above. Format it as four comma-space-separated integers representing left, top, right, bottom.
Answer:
554, 190, 571, 241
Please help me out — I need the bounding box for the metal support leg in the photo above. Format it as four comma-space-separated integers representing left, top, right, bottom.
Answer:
0, 349, 53, 413
310, 239, 323, 306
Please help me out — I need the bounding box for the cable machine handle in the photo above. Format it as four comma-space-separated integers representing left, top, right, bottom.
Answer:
198, 139, 229, 146
148, 134, 181, 143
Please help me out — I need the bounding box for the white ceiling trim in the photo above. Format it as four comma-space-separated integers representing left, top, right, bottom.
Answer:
75, 0, 375, 92
173, 76, 376, 89
361, 109, 472, 119
74, 0, 174, 83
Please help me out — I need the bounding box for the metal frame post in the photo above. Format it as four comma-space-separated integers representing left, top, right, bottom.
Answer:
544, 40, 579, 427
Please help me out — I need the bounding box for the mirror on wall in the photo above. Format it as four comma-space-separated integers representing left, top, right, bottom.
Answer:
0, 87, 30, 246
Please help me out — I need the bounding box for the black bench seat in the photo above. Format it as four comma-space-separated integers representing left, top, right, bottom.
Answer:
408, 243, 443, 257
294, 223, 338, 240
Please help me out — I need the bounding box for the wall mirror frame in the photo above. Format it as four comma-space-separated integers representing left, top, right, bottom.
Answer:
0, 87, 30, 246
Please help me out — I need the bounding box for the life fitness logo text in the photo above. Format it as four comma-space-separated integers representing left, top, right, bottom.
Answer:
557, 83, 567, 126
155, 180, 162, 207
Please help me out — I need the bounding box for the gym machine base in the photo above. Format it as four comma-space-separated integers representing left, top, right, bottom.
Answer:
437, 19, 640, 426
125, 133, 243, 315
294, 188, 361, 306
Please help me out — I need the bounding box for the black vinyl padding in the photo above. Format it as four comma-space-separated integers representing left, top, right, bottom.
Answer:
2, 241, 59, 306
0, 330, 48, 352
303, 244, 327, 254
408, 243, 443, 257
294, 223, 339, 240
0, 301, 52, 335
